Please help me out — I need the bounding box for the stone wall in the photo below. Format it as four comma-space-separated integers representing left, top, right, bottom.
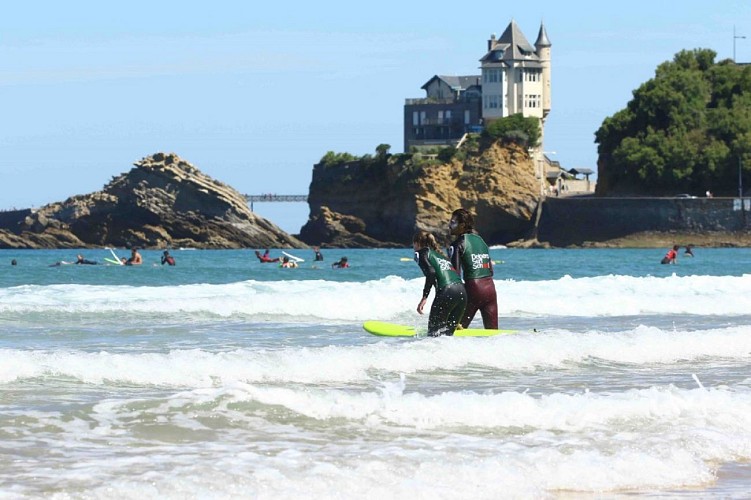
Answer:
537, 197, 751, 246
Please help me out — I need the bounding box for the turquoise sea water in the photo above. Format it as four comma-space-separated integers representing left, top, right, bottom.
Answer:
2, 247, 751, 498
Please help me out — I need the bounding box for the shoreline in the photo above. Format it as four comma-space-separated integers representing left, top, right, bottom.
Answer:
509, 231, 751, 249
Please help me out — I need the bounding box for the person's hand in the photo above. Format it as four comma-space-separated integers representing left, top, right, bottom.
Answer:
416, 298, 426, 315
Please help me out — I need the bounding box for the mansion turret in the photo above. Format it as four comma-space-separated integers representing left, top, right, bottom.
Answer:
403, 20, 552, 152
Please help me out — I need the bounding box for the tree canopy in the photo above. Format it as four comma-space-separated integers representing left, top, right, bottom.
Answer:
595, 48, 751, 196
484, 113, 541, 148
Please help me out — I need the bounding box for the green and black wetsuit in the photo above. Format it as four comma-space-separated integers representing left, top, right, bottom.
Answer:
415, 248, 467, 336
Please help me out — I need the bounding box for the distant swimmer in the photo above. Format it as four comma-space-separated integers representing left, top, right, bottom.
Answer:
684, 244, 695, 257
125, 248, 143, 266
255, 249, 280, 263
11, 259, 17, 266
331, 257, 349, 268
161, 250, 176, 266
661, 245, 679, 265
280, 256, 298, 268
75, 254, 98, 265
313, 246, 324, 261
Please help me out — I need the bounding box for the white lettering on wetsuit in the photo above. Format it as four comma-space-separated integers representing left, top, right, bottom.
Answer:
437, 257, 453, 271
470, 253, 490, 270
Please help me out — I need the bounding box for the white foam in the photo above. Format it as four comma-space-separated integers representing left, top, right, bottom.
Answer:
1, 274, 751, 320
3, 325, 751, 385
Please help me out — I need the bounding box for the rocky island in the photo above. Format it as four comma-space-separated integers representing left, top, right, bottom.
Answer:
0, 153, 303, 249
299, 139, 540, 247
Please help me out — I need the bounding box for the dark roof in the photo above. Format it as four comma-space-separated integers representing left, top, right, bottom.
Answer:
421, 74, 481, 91
569, 167, 594, 175
480, 20, 540, 64
535, 23, 551, 48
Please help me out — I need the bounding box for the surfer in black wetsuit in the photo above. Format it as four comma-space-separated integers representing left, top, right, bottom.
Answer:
75, 254, 98, 265
413, 230, 467, 336
448, 208, 498, 329
313, 246, 324, 261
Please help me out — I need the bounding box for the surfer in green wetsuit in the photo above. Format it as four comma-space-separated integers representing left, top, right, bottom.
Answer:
413, 230, 467, 336
448, 208, 498, 329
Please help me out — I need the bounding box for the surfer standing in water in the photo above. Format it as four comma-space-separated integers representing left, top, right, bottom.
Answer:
413, 230, 467, 336
313, 246, 324, 261
448, 208, 498, 329
125, 248, 142, 266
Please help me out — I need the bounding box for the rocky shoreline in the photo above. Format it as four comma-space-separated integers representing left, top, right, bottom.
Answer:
0, 153, 304, 249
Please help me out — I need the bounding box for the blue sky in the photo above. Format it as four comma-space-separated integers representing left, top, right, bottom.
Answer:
1, 1, 749, 233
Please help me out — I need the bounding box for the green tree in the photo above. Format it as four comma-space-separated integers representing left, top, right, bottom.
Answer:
596, 48, 751, 195
375, 144, 391, 158
484, 113, 541, 147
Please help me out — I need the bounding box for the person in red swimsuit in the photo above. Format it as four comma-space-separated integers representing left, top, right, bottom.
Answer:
255, 249, 280, 263
661, 245, 679, 264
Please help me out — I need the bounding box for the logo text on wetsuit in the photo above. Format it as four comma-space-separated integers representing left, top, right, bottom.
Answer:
438, 258, 453, 271
471, 253, 490, 269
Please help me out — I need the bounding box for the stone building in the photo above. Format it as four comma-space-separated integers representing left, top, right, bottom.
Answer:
403, 20, 552, 153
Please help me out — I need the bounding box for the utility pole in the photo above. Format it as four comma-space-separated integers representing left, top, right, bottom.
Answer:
734, 25, 746, 62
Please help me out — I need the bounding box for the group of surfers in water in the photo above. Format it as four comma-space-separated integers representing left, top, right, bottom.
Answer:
661, 244, 694, 264
255, 247, 349, 269
48, 248, 176, 267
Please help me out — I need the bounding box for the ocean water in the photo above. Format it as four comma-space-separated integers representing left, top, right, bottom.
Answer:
2, 247, 751, 499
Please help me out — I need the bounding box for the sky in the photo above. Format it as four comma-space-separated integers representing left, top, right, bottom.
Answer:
1, 1, 749, 234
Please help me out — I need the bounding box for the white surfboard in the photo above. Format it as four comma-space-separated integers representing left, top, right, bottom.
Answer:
105, 247, 124, 265
282, 251, 305, 263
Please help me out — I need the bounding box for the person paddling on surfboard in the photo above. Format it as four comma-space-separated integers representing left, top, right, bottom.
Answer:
413, 230, 467, 337
255, 249, 280, 263
75, 254, 98, 265
448, 208, 498, 330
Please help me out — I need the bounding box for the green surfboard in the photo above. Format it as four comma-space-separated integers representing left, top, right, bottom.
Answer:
363, 320, 518, 337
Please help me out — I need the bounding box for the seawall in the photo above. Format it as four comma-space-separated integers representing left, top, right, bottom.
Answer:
537, 197, 751, 247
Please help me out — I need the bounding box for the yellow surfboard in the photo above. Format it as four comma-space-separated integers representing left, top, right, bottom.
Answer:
363, 320, 518, 337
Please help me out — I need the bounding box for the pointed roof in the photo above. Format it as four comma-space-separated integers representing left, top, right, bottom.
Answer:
498, 20, 537, 58
535, 22, 551, 48
480, 20, 541, 65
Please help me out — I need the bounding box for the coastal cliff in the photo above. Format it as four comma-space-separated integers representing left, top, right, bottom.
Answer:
299, 141, 540, 247
0, 153, 303, 249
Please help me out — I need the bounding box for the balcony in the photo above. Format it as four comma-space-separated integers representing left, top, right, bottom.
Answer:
404, 97, 456, 105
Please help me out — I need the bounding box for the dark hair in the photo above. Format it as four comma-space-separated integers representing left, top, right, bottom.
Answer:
451, 208, 475, 231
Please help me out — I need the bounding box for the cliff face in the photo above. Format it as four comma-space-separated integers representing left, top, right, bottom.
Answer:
300, 141, 540, 247
0, 153, 303, 249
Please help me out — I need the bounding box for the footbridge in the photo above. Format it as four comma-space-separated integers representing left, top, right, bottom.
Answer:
246, 194, 308, 211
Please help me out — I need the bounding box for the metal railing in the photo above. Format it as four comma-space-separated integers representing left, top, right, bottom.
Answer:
246, 194, 308, 211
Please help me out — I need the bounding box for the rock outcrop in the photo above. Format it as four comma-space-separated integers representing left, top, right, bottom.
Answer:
300, 141, 540, 247
0, 153, 303, 249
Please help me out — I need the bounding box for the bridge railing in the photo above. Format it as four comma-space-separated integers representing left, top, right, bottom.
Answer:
245, 194, 308, 211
